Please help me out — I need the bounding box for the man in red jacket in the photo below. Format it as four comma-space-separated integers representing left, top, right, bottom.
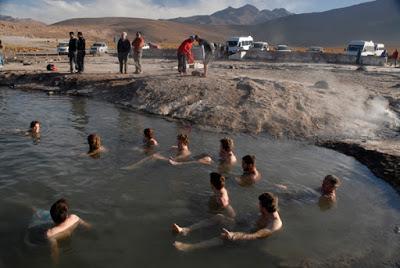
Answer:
392, 49, 399, 67
177, 36, 195, 75
132, 32, 145, 74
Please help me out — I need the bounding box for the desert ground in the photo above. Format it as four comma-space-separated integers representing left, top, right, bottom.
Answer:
1, 53, 399, 192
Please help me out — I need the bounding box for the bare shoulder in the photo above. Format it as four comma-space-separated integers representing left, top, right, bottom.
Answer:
69, 214, 81, 222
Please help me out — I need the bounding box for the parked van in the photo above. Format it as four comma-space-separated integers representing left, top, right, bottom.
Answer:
252, 42, 269, 51
227, 36, 253, 55
346, 40, 375, 56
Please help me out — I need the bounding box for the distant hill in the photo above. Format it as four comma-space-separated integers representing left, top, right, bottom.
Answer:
0, 15, 45, 25
51, 17, 244, 45
1, 0, 400, 48
169, 4, 292, 25
249, 0, 400, 46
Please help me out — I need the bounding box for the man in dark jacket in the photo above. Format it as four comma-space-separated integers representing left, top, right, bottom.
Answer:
68, 32, 78, 73
77, 32, 86, 73
117, 32, 131, 74
195, 35, 214, 77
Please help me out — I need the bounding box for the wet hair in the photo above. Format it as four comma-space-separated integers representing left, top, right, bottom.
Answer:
30, 120, 40, 129
144, 128, 154, 139
69, 32, 74, 36
220, 138, 234, 152
242, 155, 255, 165
259, 192, 278, 213
324, 175, 341, 188
50, 198, 69, 224
87, 133, 101, 152
210, 172, 225, 190
177, 134, 189, 145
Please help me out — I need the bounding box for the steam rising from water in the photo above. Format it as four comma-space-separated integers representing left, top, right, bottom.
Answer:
313, 75, 399, 139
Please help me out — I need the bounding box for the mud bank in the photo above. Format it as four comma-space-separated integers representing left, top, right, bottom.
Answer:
320, 140, 400, 192
1, 60, 400, 192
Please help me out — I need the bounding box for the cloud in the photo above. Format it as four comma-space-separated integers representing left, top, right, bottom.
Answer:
0, 0, 371, 23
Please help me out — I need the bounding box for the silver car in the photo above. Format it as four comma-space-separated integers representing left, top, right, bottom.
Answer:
57, 42, 69, 55
90, 42, 108, 55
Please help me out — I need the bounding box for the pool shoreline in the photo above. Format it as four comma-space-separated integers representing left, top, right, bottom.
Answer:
1, 70, 399, 194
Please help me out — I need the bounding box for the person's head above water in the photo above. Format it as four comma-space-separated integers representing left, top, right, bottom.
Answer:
242, 155, 256, 172
210, 172, 225, 191
87, 133, 101, 153
321, 175, 341, 196
259, 192, 278, 214
144, 128, 154, 139
50, 198, 69, 225
177, 134, 189, 148
30, 120, 40, 134
220, 138, 234, 153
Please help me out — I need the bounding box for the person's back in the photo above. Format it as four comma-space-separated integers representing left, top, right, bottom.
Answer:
393, 49, 399, 59
198, 38, 214, 54
77, 36, 85, 52
44, 198, 91, 262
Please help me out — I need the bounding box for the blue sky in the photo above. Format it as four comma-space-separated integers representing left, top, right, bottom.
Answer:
0, 0, 373, 23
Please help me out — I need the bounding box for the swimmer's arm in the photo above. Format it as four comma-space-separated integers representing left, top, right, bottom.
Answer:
221, 228, 272, 241
49, 238, 60, 264
79, 218, 92, 229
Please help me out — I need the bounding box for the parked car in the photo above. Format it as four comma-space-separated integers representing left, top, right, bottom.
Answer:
142, 43, 150, 50
276, 45, 292, 52
251, 42, 269, 51
90, 42, 108, 55
307, 46, 324, 53
57, 42, 69, 55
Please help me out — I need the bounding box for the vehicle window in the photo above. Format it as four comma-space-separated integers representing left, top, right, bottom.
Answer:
348, 45, 363, 52
228, 41, 238, 47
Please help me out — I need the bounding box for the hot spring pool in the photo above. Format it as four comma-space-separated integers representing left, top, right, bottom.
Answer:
0, 88, 399, 267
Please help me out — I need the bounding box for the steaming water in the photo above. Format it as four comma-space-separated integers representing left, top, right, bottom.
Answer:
0, 88, 399, 267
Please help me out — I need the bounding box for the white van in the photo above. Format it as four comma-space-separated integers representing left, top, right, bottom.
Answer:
227, 36, 253, 55
346, 40, 375, 56
374, 43, 386, 56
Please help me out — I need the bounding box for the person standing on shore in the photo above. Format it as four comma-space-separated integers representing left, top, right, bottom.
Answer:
132, 32, 145, 74
117, 32, 131, 74
68, 32, 78, 73
76, 32, 86, 73
177, 36, 195, 75
392, 49, 399, 67
0, 40, 4, 69
195, 35, 214, 77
